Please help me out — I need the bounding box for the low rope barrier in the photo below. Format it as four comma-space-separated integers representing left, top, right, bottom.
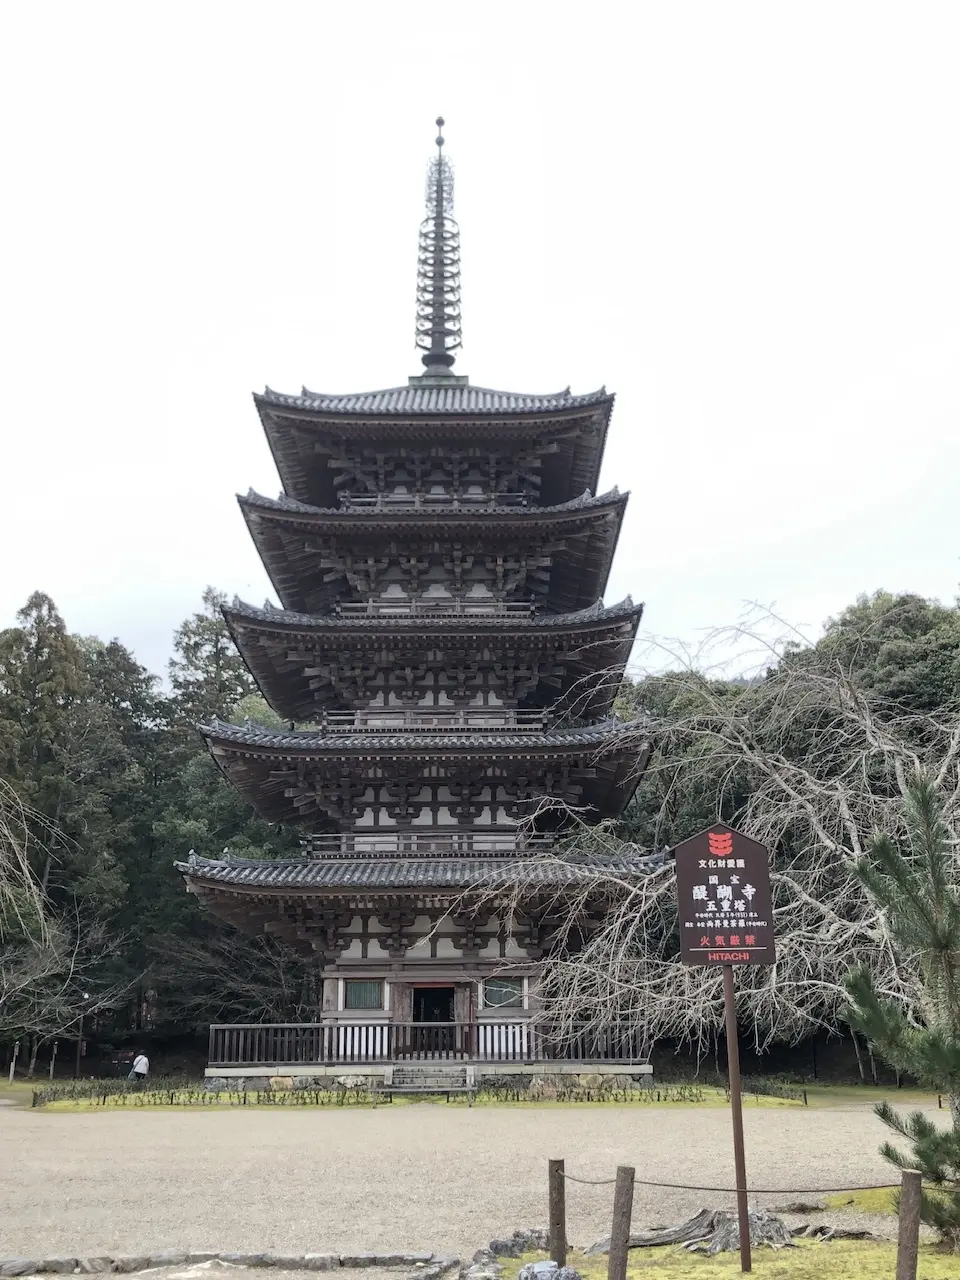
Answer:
549, 1159, 925, 1280
559, 1169, 897, 1193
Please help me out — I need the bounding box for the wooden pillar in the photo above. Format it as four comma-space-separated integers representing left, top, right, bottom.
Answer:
607, 1165, 634, 1280
548, 1159, 567, 1266
896, 1168, 922, 1280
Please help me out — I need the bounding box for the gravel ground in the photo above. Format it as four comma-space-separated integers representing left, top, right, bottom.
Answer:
0, 1102, 941, 1259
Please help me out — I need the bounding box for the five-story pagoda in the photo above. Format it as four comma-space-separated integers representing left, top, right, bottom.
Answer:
179, 122, 650, 1073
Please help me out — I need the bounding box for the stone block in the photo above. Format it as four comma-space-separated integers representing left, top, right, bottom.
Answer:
518, 1265, 557, 1280
339, 1256, 377, 1269
216, 1259, 264, 1269
75, 1260, 114, 1274
486, 1243, 516, 1260
400, 1256, 434, 1267
511, 1231, 548, 1253
112, 1259, 151, 1274
577, 1073, 604, 1089
261, 1259, 307, 1270
301, 1256, 339, 1272
268, 1076, 293, 1091
0, 1261, 40, 1276
37, 1261, 77, 1275
432, 1258, 460, 1274
145, 1256, 187, 1270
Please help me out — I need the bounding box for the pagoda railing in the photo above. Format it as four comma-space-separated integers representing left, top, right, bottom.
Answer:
315, 708, 549, 733
341, 491, 529, 510
300, 831, 555, 859
208, 1022, 648, 1067
334, 599, 536, 618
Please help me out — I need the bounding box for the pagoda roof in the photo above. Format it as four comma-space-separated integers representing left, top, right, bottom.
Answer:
254, 383, 615, 508
241, 486, 623, 523
224, 593, 642, 635
202, 714, 635, 755
257, 382, 611, 417
239, 488, 628, 615
200, 715, 648, 824
177, 847, 665, 893
223, 596, 642, 722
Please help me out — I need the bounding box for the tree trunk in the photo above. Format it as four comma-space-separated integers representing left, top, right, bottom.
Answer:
851, 1029, 866, 1081
27, 1036, 40, 1078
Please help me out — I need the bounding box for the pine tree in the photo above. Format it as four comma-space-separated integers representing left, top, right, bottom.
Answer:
168, 586, 255, 730
844, 775, 960, 1248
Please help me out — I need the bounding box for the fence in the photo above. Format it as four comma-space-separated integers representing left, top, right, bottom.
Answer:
545, 1158, 926, 1280
208, 1021, 649, 1067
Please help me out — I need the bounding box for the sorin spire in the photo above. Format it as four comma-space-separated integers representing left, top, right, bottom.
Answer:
415, 117, 462, 373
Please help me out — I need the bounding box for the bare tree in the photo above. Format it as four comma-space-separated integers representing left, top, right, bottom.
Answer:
1, 781, 128, 1057
464, 613, 960, 1054
150, 929, 318, 1026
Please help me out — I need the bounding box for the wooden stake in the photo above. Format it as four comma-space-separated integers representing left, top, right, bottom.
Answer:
723, 965, 751, 1273
548, 1158, 567, 1266
606, 1165, 634, 1280
8, 1041, 19, 1085
896, 1168, 922, 1280
49, 1041, 58, 1081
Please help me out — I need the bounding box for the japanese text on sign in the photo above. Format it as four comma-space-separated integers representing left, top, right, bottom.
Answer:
673, 825, 775, 966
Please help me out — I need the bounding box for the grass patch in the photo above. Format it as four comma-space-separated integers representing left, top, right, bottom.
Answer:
31, 1082, 808, 1110
801, 1083, 941, 1109
823, 1186, 897, 1214
500, 1243, 957, 1278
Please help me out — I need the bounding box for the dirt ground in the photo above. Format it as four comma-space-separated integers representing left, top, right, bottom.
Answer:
0, 1102, 936, 1259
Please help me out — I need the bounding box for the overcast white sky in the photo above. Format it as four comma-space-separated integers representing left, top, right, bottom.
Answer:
2, 2, 958, 680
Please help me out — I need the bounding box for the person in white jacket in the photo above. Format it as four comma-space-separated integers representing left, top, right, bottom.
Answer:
128, 1051, 149, 1083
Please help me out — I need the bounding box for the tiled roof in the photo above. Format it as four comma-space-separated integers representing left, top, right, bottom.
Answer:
240, 487, 624, 521
201, 716, 639, 754
258, 383, 611, 416
224, 595, 642, 633
177, 849, 665, 891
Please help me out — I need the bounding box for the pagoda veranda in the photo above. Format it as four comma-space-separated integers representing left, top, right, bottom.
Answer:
179, 122, 653, 1074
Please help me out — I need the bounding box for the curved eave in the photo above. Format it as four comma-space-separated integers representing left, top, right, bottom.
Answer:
255, 385, 614, 416
200, 717, 649, 824
223, 597, 643, 723
201, 715, 640, 755
239, 490, 628, 616
254, 391, 615, 508
222, 594, 643, 638
240, 486, 626, 525
177, 849, 663, 896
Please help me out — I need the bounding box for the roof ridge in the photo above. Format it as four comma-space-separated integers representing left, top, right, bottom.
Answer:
239, 487, 629, 518
223, 595, 643, 629
256, 383, 612, 416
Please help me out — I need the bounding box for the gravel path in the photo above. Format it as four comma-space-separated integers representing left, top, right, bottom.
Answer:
0, 1103, 939, 1259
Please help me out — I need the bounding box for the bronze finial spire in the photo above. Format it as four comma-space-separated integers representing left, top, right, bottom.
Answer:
415, 116, 462, 373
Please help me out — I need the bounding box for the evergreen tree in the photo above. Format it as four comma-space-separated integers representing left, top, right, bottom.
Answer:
844, 776, 960, 1248
0, 594, 126, 909
168, 587, 255, 731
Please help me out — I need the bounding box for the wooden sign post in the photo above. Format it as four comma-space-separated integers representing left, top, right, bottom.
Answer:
673, 824, 776, 1275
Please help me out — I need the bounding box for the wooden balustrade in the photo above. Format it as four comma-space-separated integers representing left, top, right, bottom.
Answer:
300, 831, 556, 858
317, 708, 549, 732
334, 600, 536, 618
208, 1022, 648, 1067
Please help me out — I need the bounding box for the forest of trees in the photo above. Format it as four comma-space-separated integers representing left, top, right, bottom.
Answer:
1, 584, 959, 1070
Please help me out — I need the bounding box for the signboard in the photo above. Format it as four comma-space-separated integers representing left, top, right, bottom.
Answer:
673, 823, 775, 966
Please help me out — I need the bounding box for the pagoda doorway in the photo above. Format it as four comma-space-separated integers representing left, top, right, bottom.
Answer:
413, 985, 454, 1024
399, 984, 457, 1058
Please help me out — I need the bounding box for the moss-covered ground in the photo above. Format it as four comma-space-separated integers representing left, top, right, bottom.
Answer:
500, 1244, 957, 1278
